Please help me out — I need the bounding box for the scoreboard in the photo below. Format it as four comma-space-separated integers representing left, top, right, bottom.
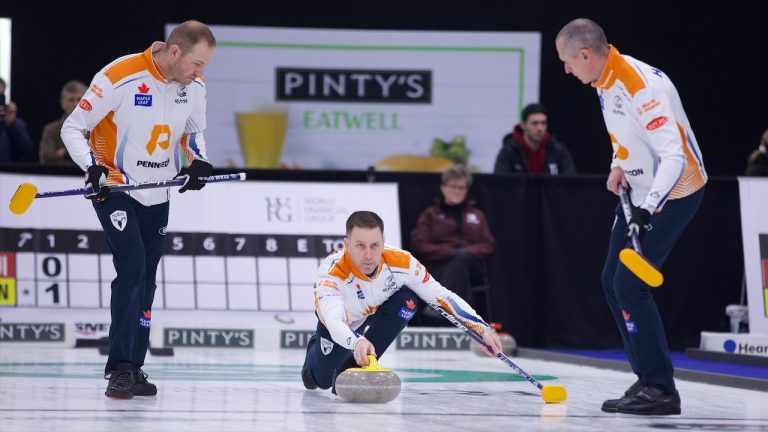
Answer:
0, 227, 345, 311
0, 174, 401, 329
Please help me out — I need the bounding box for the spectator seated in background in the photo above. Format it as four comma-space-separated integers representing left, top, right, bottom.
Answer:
40, 80, 87, 166
493, 102, 576, 175
0, 77, 35, 163
410, 165, 496, 324
745, 129, 768, 176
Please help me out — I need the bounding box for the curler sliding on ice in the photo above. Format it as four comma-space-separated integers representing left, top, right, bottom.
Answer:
302, 211, 518, 403
617, 186, 664, 288
9, 172, 246, 215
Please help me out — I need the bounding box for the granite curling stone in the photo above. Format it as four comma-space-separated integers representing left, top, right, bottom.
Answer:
335, 355, 401, 403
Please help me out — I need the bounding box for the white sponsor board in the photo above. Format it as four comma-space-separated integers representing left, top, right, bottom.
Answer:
0, 322, 76, 348
699, 331, 768, 357
75, 322, 111, 340
147, 326, 469, 351
179, 25, 541, 171
0, 173, 400, 328
738, 178, 768, 335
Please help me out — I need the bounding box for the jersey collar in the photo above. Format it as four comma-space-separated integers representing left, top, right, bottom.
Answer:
144, 42, 167, 83
341, 250, 381, 282
592, 45, 621, 90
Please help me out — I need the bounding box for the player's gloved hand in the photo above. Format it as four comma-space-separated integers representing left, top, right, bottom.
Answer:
85, 165, 110, 202
626, 208, 652, 240
174, 159, 213, 193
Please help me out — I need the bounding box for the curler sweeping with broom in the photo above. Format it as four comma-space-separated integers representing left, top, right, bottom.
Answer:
556, 18, 707, 415
60, 20, 217, 400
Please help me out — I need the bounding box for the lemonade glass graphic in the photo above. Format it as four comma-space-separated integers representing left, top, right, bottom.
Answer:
235, 111, 288, 168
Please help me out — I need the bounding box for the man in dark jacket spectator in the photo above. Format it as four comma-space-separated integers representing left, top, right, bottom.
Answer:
494, 103, 576, 175
411, 165, 496, 323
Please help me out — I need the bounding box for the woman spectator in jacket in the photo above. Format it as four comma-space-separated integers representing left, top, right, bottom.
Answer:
410, 165, 496, 322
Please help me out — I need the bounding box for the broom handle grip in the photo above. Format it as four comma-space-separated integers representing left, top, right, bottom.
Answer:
618, 186, 644, 254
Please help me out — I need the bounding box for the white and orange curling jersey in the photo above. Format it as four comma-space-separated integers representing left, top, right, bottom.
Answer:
314, 246, 489, 350
595, 46, 707, 211
61, 42, 209, 206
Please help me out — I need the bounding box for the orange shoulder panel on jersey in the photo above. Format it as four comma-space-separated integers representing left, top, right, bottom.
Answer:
328, 252, 354, 281
89, 112, 124, 185
382, 249, 411, 270
614, 55, 646, 97
669, 123, 706, 199
332, 250, 380, 281
104, 47, 164, 84
593, 46, 646, 97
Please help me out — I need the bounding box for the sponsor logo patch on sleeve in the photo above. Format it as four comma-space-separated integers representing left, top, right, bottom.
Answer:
78, 99, 93, 111
421, 269, 431, 284
318, 279, 339, 291
89, 84, 104, 99
639, 99, 661, 113
645, 116, 668, 131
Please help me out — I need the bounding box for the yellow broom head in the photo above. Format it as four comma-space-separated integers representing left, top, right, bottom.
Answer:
9, 183, 38, 215
541, 385, 567, 403
619, 248, 664, 287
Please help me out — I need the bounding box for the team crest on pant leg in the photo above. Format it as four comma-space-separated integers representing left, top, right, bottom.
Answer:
110, 210, 127, 231
320, 337, 334, 355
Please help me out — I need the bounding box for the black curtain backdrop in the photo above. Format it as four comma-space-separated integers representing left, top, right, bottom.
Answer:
1, 165, 744, 350
3, 0, 767, 175
386, 172, 744, 351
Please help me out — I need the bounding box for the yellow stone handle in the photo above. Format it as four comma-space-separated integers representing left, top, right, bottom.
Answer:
347, 355, 391, 372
